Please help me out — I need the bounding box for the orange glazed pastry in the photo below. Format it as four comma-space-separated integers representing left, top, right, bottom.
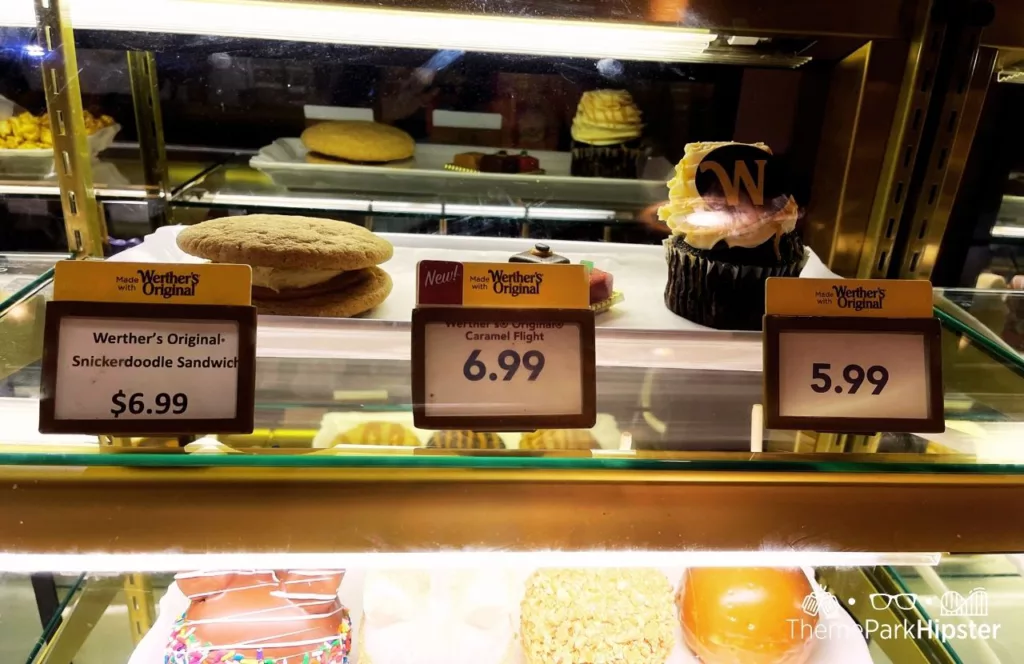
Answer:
678, 567, 817, 664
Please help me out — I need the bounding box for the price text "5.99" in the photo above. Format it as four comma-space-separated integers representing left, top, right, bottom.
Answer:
810, 363, 889, 395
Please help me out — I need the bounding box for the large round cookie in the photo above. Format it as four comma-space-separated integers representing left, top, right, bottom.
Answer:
254, 267, 392, 318
177, 215, 393, 271
301, 121, 415, 162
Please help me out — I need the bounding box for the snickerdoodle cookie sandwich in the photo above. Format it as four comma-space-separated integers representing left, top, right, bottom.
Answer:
177, 214, 393, 318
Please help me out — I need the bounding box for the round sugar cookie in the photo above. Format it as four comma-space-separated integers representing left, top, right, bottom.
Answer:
301, 121, 415, 163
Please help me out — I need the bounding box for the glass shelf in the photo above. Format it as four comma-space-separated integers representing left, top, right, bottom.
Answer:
0, 149, 219, 201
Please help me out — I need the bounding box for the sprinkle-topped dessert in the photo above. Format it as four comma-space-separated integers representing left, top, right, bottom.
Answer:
164, 570, 352, 664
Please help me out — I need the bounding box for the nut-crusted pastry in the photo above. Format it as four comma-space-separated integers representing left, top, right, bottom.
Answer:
332, 422, 420, 447
301, 121, 415, 163
427, 430, 505, 450
519, 429, 598, 450
520, 568, 675, 664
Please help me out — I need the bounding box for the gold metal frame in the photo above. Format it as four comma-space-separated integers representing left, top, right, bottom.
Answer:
897, 46, 998, 279
858, 0, 947, 278
804, 40, 907, 276
34, 0, 106, 258
123, 573, 156, 644
4, 466, 1024, 553
127, 51, 171, 227
30, 576, 121, 664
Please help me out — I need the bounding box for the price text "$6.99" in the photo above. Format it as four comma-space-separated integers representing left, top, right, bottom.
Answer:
110, 390, 189, 418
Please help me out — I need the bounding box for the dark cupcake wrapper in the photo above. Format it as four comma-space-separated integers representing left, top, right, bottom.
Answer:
663, 234, 807, 331
570, 139, 642, 179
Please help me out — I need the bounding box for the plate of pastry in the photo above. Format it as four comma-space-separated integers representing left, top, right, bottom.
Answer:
250, 121, 666, 206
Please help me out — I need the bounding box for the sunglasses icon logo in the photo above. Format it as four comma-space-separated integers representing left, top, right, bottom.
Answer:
870, 593, 919, 611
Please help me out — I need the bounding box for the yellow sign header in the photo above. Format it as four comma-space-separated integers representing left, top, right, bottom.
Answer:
54, 261, 252, 306
766, 277, 932, 318
417, 260, 589, 309
463, 263, 589, 309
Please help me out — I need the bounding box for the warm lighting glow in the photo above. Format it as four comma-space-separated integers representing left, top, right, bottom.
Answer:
21, 0, 716, 63
991, 224, 1024, 239
0, 550, 941, 573
683, 209, 733, 227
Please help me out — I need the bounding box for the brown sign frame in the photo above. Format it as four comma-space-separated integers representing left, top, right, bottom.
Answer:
763, 315, 945, 433
412, 306, 597, 431
39, 301, 257, 435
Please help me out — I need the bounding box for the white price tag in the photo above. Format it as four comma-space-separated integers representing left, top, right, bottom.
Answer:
40, 302, 256, 434
764, 317, 944, 433
413, 308, 596, 430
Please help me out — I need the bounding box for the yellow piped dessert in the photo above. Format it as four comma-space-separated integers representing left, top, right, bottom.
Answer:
570, 90, 643, 146
570, 90, 645, 179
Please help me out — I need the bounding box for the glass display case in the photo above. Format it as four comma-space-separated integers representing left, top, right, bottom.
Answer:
4, 1, 1024, 663
0, 282, 1023, 663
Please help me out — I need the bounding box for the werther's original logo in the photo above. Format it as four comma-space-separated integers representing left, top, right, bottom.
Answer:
833, 285, 886, 312
136, 269, 201, 299
487, 269, 544, 297
696, 144, 781, 208
699, 159, 767, 206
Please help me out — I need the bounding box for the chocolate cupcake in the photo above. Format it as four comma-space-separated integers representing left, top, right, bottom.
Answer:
570, 90, 644, 179
658, 142, 806, 331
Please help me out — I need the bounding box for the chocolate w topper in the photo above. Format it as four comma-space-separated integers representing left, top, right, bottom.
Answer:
695, 144, 784, 209
416, 260, 589, 309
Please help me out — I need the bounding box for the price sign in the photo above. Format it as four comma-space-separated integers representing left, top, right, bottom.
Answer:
763, 316, 944, 433
39, 301, 256, 435
412, 307, 596, 430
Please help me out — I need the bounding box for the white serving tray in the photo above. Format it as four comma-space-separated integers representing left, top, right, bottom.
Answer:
0, 123, 121, 176
113, 227, 837, 335
128, 567, 870, 664
249, 138, 667, 206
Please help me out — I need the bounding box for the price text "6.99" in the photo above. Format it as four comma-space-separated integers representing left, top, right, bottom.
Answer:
462, 349, 546, 382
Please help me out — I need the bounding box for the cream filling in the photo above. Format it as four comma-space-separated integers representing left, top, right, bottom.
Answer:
251, 266, 343, 292
657, 141, 798, 250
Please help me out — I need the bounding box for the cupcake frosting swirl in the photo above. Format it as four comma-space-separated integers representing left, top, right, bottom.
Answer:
657, 141, 798, 251
571, 90, 643, 146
